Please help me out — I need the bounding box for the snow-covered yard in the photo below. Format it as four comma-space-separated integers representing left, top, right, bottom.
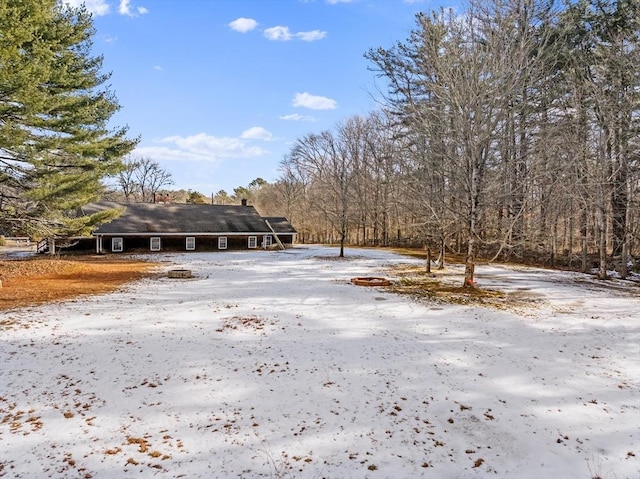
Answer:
1, 245, 638, 478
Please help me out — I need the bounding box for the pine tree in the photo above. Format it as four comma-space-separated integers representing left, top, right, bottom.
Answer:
0, 0, 137, 238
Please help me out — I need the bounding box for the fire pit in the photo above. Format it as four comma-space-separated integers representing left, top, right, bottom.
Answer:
168, 269, 193, 279
350, 277, 390, 287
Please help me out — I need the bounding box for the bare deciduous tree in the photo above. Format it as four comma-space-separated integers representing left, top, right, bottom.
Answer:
268, 0, 639, 280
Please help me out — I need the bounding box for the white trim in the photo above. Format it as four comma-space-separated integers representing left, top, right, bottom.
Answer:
112, 237, 123, 252
218, 237, 227, 249
265, 235, 272, 247
150, 237, 161, 251
248, 236, 257, 249
185, 236, 196, 250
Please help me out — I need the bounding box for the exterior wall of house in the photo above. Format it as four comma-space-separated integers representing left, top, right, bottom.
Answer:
275, 234, 295, 245
91, 235, 272, 253
70, 233, 294, 253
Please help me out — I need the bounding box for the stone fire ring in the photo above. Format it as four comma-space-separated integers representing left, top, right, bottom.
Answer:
168, 269, 193, 279
350, 276, 390, 287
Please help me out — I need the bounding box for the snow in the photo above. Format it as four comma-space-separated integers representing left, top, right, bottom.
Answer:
1, 245, 639, 479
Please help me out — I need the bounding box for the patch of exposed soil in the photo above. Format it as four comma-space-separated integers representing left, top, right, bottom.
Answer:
216, 315, 276, 334
384, 264, 514, 308
0, 254, 158, 312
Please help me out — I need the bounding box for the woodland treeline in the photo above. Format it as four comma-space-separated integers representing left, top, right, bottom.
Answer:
258, 0, 638, 282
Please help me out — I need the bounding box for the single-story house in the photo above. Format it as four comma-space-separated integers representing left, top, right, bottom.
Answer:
78, 201, 296, 254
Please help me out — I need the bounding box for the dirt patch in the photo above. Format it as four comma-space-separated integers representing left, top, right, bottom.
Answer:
216, 315, 275, 333
0, 254, 158, 312
384, 264, 512, 308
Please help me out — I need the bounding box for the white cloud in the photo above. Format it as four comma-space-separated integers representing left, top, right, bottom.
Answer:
153, 65, 163, 71
64, 0, 110, 16
296, 30, 327, 41
264, 26, 292, 41
229, 17, 259, 33
135, 132, 270, 163
133, 145, 211, 163
279, 113, 316, 122
264, 26, 327, 42
293, 92, 337, 110
119, 0, 131, 15
102, 34, 118, 44
119, 0, 148, 16
240, 127, 273, 141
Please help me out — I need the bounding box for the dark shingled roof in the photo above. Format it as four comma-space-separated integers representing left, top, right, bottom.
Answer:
264, 217, 298, 234
83, 202, 291, 235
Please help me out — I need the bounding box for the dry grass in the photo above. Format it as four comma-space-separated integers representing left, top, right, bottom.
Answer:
384, 264, 509, 308
0, 254, 158, 311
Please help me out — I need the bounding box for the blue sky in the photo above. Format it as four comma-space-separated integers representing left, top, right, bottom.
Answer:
66, 0, 453, 195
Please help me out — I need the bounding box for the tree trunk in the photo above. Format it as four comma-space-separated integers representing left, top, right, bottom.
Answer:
581, 209, 588, 273
339, 219, 346, 258
426, 246, 431, 274
464, 244, 476, 287
597, 203, 607, 280
620, 241, 628, 279
550, 219, 557, 268
611, 155, 628, 257
464, 148, 481, 288
568, 205, 574, 268
464, 187, 478, 288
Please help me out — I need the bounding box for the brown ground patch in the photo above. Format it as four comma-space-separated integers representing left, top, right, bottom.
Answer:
0, 254, 158, 311
384, 264, 510, 308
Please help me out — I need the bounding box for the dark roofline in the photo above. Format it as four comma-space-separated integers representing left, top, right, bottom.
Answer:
85, 201, 296, 236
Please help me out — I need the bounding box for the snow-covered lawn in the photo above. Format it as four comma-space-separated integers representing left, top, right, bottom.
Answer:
1, 245, 638, 478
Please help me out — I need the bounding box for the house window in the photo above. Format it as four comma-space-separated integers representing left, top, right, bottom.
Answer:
265, 235, 272, 247
248, 236, 257, 249
150, 237, 161, 251
186, 237, 196, 250
112, 237, 123, 252
218, 237, 227, 249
